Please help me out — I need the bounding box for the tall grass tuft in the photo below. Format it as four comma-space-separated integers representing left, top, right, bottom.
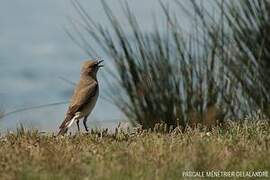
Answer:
222, 0, 270, 117
183, 0, 270, 118
70, 0, 246, 129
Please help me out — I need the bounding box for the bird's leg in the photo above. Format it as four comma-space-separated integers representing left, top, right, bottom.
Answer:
83, 116, 89, 132
76, 120, 80, 132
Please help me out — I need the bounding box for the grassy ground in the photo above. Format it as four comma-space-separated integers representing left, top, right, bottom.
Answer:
0, 121, 269, 180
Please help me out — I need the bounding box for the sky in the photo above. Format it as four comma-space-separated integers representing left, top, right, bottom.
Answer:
0, 0, 189, 133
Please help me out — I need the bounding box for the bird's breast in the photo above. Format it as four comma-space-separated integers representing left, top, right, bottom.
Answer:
80, 86, 99, 117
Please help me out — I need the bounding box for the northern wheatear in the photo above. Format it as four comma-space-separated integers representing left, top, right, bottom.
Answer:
58, 60, 103, 135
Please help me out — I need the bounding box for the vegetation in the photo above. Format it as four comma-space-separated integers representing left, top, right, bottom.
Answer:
0, 120, 269, 180
221, 0, 270, 117
69, 0, 270, 129
70, 0, 244, 129
1, 1, 270, 179
184, 0, 270, 119
3, 2, 270, 177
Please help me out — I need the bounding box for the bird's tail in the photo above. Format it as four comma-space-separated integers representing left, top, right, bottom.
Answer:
58, 114, 78, 135
58, 126, 68, 136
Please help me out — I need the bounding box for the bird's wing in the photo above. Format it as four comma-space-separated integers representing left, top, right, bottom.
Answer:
68, 80, 98, 115
59, 80, 98, 129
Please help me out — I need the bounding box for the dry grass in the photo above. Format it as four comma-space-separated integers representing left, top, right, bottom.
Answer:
0, 120, 269, 180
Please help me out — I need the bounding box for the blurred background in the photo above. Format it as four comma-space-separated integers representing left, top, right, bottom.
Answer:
0, 0, 185, 132
2, 0, 269, 133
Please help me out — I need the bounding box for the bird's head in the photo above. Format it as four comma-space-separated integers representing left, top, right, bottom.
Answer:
81, 59, 104, 78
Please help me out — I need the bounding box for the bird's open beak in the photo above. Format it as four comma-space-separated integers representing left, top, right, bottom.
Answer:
98, 60, 104, 68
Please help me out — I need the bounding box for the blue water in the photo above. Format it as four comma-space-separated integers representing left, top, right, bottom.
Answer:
0, 0, 192, 132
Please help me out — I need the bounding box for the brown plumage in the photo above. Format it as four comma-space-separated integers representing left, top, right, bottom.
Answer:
58, 60, 103, 135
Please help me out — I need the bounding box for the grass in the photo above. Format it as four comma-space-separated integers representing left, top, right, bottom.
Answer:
184, 0, 270, 118
0, 120, 269, 180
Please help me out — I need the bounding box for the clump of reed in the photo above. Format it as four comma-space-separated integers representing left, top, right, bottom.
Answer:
69, 0, 269, 129
222, 0, 270, 117
183, 0, 270, 117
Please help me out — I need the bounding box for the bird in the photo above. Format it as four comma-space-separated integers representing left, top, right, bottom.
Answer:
58, 59, 103, 135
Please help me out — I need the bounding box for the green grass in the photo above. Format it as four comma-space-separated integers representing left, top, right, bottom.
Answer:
0, 121, 269, 180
